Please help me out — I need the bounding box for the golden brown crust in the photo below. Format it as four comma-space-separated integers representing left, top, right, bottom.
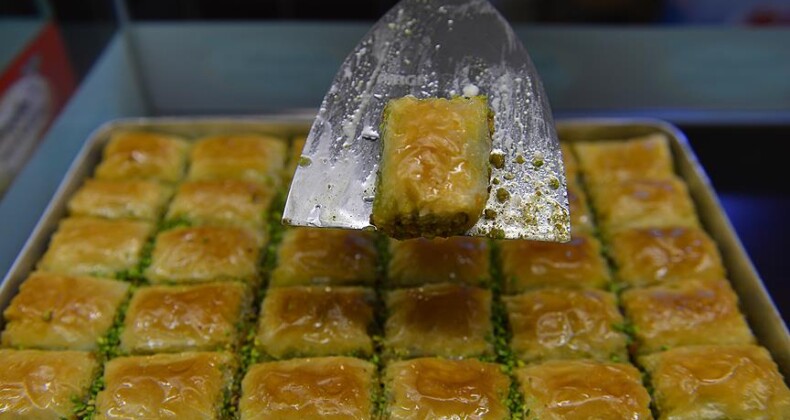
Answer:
145, 226, 263, 284
588, 176, 699, 235
504, 289, 627, 363
120, 282, 249, 354
240, 357, 376, 419
372, 96, 492, 238
517, 359, 652, 419
38, 217, 154, 277
574, 133, 674, 185
187, 134, 287, 186
385, 357, 510, 419
95, 131, 189, 183
500, 233, 610, 293
256, 286, 375, 358
608, 226, 725, 287
0, 349, 98, 419
640, 345, 790, 419
68, 179, 173, 221
166, 180, 274, 230
387, 236, 490, 287
270, 228, 378, 287
384, 283, 492, 359
2, 272, 129, 350
95, 352, 235, 419
622, 278, 754, 354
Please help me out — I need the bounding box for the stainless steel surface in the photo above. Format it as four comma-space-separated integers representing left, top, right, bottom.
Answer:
284, 0, 569, 241
1, 117, 787, 381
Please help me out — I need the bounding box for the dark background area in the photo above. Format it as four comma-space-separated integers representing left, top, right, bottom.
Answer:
2, 0, 788, 318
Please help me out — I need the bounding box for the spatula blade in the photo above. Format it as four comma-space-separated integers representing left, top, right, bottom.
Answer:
283, 0, 570, 242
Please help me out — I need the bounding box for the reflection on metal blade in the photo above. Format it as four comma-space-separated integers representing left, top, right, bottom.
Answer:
283, 0, 570, 242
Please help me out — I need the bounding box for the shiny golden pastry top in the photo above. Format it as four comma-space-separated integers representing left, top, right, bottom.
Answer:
574, 133, 674, 185
387, 236, 490, 287
3, 272, 129, 350
385, 357, 510, 419
517, 359, 652, 420
68, 179, 173, 221
188, 134, 287, 186
95, 131, 189, 183
640, 345, 790, 419
166, 180, 274, 230
240, 357, 376, 420
0, 349, 98, 419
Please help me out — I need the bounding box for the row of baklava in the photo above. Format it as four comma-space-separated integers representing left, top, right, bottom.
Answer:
569, 133, 790, 419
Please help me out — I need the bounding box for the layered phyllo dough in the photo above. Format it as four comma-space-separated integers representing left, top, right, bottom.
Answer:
607, 226, 725, 287
240, 357, 376, 419
2, 272, 128, 350
187, 134, 287, 186
68, 179, 173, 221
622, 278, 754, 354
38, 217, 154, 277
500, 233, 610, 293
166, 180, 274, 230
270, 228, 378, 287
384, 283, 492, 359
504, 289, 628, 363
574, 133, 674, 185
145, 226, 263, 284
120, 282, 250, 354
589, 176, 699, 234
385, 357, 510, 419
95, 352, 236, 419
516, 359, 652, 419
256, 286, 375, 358
387, 236, 490, 287
372, 96, 493, 239
0, 349, 98, 419
640, 345, 790, 419
95, 131, 189, 183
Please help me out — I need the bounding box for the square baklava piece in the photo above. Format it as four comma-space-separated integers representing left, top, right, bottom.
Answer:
38, 217, 154, 277
574, 133, 674, 185
256, 286, 375, 358
385, 358, 510, 419
2, 272, 128, 350
500, 233, 610, 293
95, 131, 189, 183
372, 96, 493, 239
504, 289, 628, 363
241, 357, 376, 419
608, 226, 725, 287
0, 349, 98, 419
516, 359, 652, 419
383, 283, 492, 359
387, 236, 490, 287
270, 228, 378, 287
145, 226, 263, 284
166, 180, 275, 230
95, 352, 236, 419
67, 179, 173, 221
120, 282, 250, 354
641, 345, 790, 419
187, 134, 287, 186
622, 278, 754, 354
589, 176, 699, 235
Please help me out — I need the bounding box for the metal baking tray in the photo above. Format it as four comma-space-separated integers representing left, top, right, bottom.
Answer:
1, 116, 788, 379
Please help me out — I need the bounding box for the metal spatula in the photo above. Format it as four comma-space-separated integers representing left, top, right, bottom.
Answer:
283, 0, 570, 242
